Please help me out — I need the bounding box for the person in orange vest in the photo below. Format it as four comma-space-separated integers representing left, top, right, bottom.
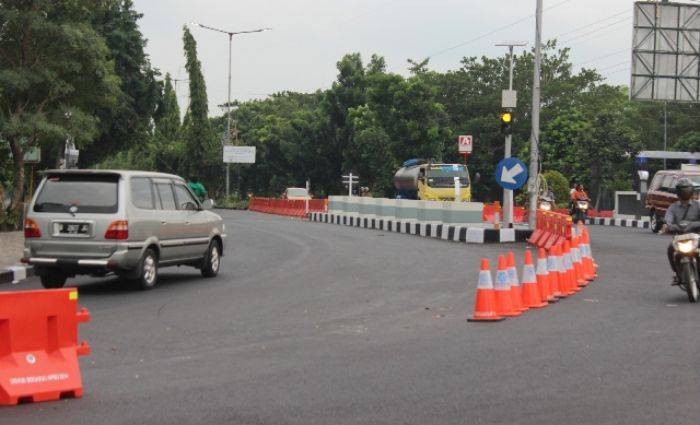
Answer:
571, 184, 589, 202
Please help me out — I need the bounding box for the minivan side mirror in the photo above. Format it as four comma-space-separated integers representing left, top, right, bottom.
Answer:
201, 199, 215, 210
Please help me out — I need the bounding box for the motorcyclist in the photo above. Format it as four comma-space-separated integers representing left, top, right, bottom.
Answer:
571, 184, 589, 202
662, 178, 700, 283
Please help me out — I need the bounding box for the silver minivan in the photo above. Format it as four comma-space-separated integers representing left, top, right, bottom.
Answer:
23, 170, 226, 290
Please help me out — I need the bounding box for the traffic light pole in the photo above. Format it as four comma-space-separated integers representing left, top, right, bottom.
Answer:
504, 45, 515, 228
497, 41, 524, 227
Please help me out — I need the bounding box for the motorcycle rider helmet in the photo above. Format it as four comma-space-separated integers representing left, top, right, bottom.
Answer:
676, 178, 695, 201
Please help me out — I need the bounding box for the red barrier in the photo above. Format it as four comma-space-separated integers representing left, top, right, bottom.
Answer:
528, 211, 573, 250
483, 203, 526, 223
248, 197, 327, 217
0, 288, 91, 406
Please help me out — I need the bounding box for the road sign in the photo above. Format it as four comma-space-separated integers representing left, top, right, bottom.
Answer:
495, 157, 528, 190
458, 135, 473, 153
223, 146, 256, 164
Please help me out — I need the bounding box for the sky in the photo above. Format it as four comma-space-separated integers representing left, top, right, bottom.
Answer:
133, 0, 636, 116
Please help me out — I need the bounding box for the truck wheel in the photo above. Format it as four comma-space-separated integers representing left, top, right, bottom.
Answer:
201, 240, 221, 278
40, 271, 67, 289
650, 211, 663, 233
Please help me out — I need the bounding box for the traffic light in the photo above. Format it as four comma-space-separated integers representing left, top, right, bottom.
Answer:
500, 111, 513, 135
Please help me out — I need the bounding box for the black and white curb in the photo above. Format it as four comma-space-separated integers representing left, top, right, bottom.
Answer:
586, 217, 650, 229
309, 212, 532, 244
0, 265, 34, 286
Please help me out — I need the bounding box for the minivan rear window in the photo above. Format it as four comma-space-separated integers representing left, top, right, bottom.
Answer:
34, 174, 119, 214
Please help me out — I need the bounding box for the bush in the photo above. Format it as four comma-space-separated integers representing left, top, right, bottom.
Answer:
513, 169, 570, 208
216, 191, 248, 210
543, 170, 570, 207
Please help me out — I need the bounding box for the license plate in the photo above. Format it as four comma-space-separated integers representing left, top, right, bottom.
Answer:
59, 223, 90, 235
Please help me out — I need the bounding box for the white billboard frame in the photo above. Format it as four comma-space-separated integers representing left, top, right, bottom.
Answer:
631, 1, 700, 103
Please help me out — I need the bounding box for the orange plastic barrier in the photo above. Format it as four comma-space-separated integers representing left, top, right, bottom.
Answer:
0, 288, 91, 406
528, 210, 572, 249
483, 203, 526, 223
248, 197, 327, 217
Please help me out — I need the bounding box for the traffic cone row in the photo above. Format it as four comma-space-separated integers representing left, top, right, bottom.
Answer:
468, 226, 599, 322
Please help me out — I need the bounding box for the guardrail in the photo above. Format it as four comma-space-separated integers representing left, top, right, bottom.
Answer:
248, 197, 328, 218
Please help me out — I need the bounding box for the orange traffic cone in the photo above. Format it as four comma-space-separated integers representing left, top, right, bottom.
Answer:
551, 245, 569, 298
507, 251, 528, 312
468, 259, 505, 322
547, 246, 564, 299
582, 228, 598, 279
572, 236, 588, 287
562, 241, 579, 294
537, 248, 558, 302
522, 250, 547, 308
495, 255, 520, 317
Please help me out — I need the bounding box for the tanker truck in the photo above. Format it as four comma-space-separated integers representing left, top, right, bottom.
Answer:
394, 159, 472, 201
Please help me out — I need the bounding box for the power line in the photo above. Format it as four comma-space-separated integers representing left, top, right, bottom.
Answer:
559, 16, 632, 45
573, 48, 628, 68
420, 0, 577, 61
548, 9, 630, 40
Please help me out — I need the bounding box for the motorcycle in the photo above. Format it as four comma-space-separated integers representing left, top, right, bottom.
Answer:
571, 199, 590, 224
671, 224, 700, 303
538, 196, 553, 211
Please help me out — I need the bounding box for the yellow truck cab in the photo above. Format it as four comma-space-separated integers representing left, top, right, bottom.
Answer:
394, 160, 472, 201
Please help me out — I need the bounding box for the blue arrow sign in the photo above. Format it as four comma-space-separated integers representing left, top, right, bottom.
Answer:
495, 157, 528, 190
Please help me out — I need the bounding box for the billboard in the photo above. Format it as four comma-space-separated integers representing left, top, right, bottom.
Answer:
631, 1, 700, 102
223, 145, 256, 164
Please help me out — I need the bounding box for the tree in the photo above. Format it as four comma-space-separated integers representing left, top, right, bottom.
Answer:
181, 26, 216, 182
674, 131, 700, 153
0, 1, 119, 223
82, 0, 160, 166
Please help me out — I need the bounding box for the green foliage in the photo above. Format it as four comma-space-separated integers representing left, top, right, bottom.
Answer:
181, 26, 216, 182
674, 131, 700, 152
217, 192, 249, 210
82, 0, 160, 166
542, 170, 570, 206
0, 0, 120, 221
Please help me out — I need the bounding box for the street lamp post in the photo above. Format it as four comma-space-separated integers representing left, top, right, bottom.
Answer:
188, 23, 271, 199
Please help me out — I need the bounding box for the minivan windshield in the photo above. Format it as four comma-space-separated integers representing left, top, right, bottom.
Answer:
34, 174, 119, 214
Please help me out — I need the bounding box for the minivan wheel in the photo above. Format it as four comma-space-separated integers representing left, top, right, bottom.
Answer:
132, 248, 158, 290
40, 272, 67, 289
650, 211, 663, 233
201, 240, 221, 278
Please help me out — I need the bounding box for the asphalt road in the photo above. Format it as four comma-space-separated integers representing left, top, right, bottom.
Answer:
3, 211, 700, 424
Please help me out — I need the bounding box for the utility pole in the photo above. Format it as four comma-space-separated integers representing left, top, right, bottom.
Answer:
496, 41, 526, 227
528, 0, 543, 228
188, 23, 271, 199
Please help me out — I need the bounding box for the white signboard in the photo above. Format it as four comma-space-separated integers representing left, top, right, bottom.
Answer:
458, 135, 473, 154
223, 146, 256, 164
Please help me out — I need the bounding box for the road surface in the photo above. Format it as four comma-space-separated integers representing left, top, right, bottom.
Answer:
4, 210, 699, 424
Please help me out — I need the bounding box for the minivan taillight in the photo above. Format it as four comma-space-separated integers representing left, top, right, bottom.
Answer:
105, 220, 128, 240
24, 218, 42, 238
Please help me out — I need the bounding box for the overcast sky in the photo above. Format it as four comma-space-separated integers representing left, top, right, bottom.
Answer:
134, 0, 636, 115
